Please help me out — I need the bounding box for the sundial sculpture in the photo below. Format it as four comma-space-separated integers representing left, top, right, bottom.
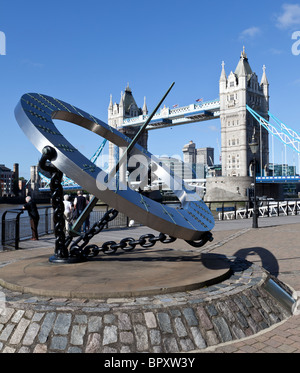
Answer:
15, 84, 215, 263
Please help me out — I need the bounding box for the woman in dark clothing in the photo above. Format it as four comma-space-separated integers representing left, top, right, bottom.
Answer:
23, 196, 40, 240
74, 191, 87, 232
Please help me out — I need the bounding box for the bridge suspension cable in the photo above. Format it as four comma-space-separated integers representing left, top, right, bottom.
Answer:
90, 139, 107, 164
246, 105, 300, 154
268, 112, 300, 142
39, 138, 108, 190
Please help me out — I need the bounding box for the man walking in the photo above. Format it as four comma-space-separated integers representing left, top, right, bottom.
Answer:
23, 196, 40, 240
74, 190, 87, 232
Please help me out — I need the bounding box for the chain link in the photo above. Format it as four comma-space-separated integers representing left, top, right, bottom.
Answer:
68, 218, 213, 259
68, 211, 213, 259
68, 211, 178, 259
39, 146, 69, 259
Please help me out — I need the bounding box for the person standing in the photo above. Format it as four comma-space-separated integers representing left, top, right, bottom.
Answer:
63, 194, 73, 232
74, 190, 87, 232
23, 196, 40, 240
83, 194, 90, 232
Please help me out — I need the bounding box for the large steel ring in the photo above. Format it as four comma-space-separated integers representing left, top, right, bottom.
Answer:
15, 93, 214, 241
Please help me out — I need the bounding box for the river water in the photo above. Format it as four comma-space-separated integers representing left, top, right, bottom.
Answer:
0, 204, 52, 248
0, 204, 24, 216
0, 203, 49, 222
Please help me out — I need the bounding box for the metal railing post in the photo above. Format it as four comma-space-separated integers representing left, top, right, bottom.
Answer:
1, 211, 7, 247
1, 209, 23, 250
15, 211, 23, 250
45, 207, 49, 234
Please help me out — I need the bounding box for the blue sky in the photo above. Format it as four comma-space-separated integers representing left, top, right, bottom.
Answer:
1, 0, 300, 179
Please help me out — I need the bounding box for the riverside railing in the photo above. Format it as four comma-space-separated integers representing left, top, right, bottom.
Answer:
1, 204, 139, 250
2, 199, 299, 250
1, 206, 53, 250
208, 199, 300, 221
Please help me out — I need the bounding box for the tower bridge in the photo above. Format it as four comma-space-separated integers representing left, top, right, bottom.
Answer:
38, 48, 300, 200
107, 47, 273, 200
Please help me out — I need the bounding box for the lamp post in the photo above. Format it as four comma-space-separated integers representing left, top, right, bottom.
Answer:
249, 130, 259, 228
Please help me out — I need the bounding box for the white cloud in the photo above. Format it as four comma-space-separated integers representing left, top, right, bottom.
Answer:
269, 48, 284, 55
276, 3, 300, 29
239, 26, 261, 40
21, 59, 44, 68
292, 78, 300, 85
208, 125, 218, 132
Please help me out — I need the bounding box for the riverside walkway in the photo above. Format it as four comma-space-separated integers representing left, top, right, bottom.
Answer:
0, 216, 300, 353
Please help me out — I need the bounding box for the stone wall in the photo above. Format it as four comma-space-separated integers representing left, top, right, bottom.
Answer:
205, 176, 252, 202
205, 176, 290, 201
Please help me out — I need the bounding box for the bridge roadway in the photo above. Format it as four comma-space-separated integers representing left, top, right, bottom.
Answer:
122, 99, 220, 130
0, 215, 300, 353
257, 176, 300, 183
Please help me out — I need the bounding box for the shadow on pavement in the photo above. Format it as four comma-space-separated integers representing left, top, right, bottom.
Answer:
233, 247, 279, 277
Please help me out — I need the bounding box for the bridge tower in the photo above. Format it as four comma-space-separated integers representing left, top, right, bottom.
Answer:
206, 48, 270, 201
108, 84, 148, 171
219, 47, 269, 178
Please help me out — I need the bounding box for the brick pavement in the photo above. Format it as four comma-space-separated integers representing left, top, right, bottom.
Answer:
0, 216, 300, 353
200, 216, 300, 353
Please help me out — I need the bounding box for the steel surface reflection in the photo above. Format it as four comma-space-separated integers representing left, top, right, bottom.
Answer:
15, 93, 214, 241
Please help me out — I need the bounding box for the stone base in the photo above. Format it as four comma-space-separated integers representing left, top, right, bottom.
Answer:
0, 249, 231, 298
0, 250, 296, 353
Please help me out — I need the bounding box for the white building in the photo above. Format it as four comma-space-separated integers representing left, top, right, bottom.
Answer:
219, 47, 269, 178
0, 163, 18, 196
206, 48, 270, 201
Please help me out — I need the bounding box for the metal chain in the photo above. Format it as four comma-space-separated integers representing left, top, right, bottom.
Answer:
69, 208, 119, 257
68, 209, 178, 259
68, 211, 213, 259
39, 145, 213, 262
39, 146, 69, 260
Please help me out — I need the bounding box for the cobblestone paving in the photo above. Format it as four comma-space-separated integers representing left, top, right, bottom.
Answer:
1, 219, 300, 353
0, 255, 292, 353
